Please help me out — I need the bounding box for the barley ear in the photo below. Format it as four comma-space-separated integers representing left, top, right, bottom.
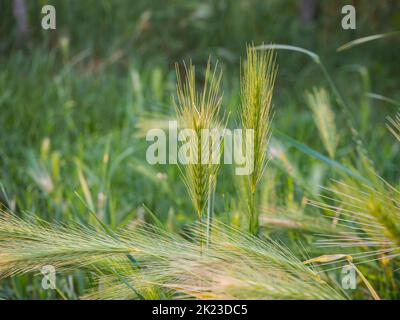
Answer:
239, 45, 277, 235
174, 59, 223, 223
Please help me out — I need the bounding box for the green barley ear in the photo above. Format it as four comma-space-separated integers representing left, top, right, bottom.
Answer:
174, 59, 223, 222
309, 175, 400, 268
306, 87, 338, 158
239, 46, 277, 235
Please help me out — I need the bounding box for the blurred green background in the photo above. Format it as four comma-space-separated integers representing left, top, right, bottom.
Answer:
0, 0, 399, 298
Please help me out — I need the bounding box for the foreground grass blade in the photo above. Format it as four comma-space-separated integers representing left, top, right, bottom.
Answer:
304, 254, 380, 300
0, 213, 345, 300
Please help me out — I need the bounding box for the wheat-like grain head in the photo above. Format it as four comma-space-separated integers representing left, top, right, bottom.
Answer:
306, 87, 338, 158
174, 60, 223, 220
239, 46, 277, 234
240, 46, 277, 189
309, 177, 400, 266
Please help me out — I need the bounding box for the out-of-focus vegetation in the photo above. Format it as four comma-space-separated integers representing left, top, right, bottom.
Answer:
0, 0, 399, 299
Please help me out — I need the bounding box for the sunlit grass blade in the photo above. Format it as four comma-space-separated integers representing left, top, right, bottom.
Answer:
255, 44, 319, 63
304, 254, 380, 300
337, 31, 400, 52
366, 93, 400, 108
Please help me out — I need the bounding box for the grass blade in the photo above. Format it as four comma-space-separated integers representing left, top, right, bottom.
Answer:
337, 31, 400, 52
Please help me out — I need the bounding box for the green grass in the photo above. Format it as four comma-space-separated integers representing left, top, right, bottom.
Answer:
1, 1, 400, 300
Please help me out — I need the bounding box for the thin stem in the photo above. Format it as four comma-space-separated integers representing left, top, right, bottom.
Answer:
199, 212, 205, 254
347, 259, 380, 301
206, 175, 216, 248
248, 189, 259, 236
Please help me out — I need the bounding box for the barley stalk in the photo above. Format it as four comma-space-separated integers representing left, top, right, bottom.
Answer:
174, 60, 223, 223
239, 46, 277, 235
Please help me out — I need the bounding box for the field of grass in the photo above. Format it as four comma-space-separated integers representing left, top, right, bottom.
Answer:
0, 0, 400, 300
